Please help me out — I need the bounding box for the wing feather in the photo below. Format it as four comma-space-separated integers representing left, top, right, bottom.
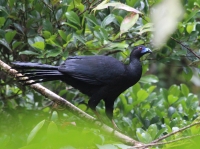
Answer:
58, 56, 125, 85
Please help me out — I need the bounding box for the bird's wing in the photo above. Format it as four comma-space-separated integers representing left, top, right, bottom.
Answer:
58, 55, 126, 85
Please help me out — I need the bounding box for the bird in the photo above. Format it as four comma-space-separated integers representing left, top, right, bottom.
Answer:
12, 45, 151, 128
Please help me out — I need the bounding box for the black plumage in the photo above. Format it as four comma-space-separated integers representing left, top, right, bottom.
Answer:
12, 45, 151, 127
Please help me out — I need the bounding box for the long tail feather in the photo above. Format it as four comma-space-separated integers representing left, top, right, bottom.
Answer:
12, 62, 63, 85
12, 62, 58, 69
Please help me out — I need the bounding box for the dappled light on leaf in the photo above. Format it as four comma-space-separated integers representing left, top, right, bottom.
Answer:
120, 13, 139, 35
93, 2, 142, 14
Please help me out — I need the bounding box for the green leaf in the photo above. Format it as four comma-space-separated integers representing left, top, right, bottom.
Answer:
27, 120, 45, 144
136, 128, 152, 143
147, 85, 157, 94
180, 84, 189, 96
73, 34, 86, 45
13, 23, 24, 34
68, 0, 85, 12
92, 0, 110, 12
32, 37, 45, 50
101, 14, 116, 28
43, 20, 53, 32
0, 6, 8, 15
168, 85, 180, 97
147, 124, 158, 140
155, 128, 168, 139
42, 31, 51, 39
194, 2, 200, 8
120, 13, 139, 34
168, 106, 176, 117
19, 50, 39, 55
93, 2, 142, 14
137, 89, 149, 103
183, 67, 193, 81
65, 11, 80, 27
132, 83, 140, 95
185, 10, 200, 22
46, 48, 62, 58
191, 117, 200, 135
63, 22, 79, 30
119, 94, 127, 107
58, 30, 67, 41
32, 41, 45, 50
139, 23, 154, 34
85, 14, 99, 26
71, 0, 84, 12
186, 22, 196, 34
5, 30, 17, 44
47, 121, 58, 135
12, 41, 22, 49
168, 95, 178, 105
0, 17, 5, 28
94, 30, 104, 41
0, 39, 11, 51
56, 9, 63, 21
34, 36, 44, 42
133, 40, 144, 46
99, 28, 108, 40
140, 75, 159, 84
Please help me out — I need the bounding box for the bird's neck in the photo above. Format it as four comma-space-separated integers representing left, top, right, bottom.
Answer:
126, 58, 142, 79
129, 58, 141, 69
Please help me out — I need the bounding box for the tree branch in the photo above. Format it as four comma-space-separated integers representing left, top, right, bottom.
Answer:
132, 121, 200, 148
151, 121, 200, 143
171, 37, 200, 59
134, 134, 200, 148
0, 59, 145, 147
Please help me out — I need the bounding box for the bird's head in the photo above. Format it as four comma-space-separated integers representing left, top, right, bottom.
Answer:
130, 45, 152, 60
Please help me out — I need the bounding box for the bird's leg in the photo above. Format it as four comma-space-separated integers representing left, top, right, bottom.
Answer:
88, 97, 104, 125
111, 119, 120, 130
91, 110, 105, 127
93, 110, 103, 122
105, 100, 121, 131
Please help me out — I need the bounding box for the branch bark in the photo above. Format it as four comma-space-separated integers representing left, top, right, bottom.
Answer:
0, 59, 145, 147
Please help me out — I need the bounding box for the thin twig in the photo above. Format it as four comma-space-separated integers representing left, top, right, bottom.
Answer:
171, 37, 200, 59
152, 121, 200, 143
134, 134, 200, 148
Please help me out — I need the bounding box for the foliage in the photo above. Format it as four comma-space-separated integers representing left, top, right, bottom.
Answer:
0, 0, 200, 148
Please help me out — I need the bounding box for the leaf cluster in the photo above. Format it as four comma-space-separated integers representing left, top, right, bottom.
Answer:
0, 0, 200, 148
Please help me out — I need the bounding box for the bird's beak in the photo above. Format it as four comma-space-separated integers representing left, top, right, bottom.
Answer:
142, 48, 152, 54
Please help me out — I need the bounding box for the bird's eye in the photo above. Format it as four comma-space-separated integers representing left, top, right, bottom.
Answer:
139, 47, 143, 50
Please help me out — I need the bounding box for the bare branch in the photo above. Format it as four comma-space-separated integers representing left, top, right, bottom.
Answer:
134, 134, 200, 149
171, 37, 200, 59
152, 121, 200, 143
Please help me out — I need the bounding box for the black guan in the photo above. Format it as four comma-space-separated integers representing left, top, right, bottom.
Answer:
12, 45, 151, 127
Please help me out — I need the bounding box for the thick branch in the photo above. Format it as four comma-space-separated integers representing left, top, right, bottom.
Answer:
0, 59, 144, 147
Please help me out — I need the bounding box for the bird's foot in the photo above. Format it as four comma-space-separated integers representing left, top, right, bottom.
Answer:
111, 119, 121, 132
